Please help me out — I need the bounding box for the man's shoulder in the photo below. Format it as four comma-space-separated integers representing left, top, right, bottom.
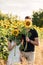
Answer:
30, 28, 38, 35
30, 28, 36, 32
30, 28, 38, 37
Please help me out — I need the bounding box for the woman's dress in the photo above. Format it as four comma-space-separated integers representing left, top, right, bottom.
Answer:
7, 41, 20, 65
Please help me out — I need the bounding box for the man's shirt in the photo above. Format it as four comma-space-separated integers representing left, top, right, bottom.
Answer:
21, 28, 38, 52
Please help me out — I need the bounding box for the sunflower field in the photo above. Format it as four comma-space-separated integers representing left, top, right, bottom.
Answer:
0, 11, 43, 64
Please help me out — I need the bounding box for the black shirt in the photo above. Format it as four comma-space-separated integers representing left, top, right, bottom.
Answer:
21, 28, 38, 52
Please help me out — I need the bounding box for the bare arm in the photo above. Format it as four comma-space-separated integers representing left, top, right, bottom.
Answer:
21, 39, 24, 45
8, 41, 16, 51
26, 37, 39, 46
29, 37, 39, 46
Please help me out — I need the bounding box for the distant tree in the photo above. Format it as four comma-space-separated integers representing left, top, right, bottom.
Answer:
32, 9, 43, 27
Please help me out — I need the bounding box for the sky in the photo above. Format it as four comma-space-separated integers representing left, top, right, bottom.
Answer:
0, 0, 43, 19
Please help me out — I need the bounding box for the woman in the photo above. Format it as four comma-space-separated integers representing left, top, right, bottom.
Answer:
7, 40, 21, 65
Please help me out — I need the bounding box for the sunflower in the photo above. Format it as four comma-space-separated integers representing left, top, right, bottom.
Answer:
3, 24, 6, 28
24, 19, 32, 28
17, 21, 22, 25
12, 28, 20, 37
6, 25, 10, 29
3, 24, 9, 29
4, 19, 10, 25
13, 25, 18, 29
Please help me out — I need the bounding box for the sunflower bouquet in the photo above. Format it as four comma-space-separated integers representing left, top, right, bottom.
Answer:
8, 19, 32, 44
10, 19, 32, 52
10, 28, 21, 45
8, 20, 24, 44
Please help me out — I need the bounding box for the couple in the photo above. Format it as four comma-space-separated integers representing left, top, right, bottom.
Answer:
7, 16, 39, 65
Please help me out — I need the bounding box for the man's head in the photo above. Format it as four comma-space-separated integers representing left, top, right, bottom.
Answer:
24, 16, 32, 29
25, 16, 32, 22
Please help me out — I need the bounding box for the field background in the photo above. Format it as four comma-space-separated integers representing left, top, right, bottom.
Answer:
0, 12, 43, 65
34, 39, 43, 65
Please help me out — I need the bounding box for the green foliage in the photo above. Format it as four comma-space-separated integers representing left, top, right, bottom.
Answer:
7, 34, 22, 45
32, 9, 43, 27
0, 37, 9, 60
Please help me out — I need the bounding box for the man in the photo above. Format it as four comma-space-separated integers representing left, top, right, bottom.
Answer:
20, 16, 39, 65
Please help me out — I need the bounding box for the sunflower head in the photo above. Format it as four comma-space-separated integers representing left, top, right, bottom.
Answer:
3, 24, 9, 29
3, 24, 6, 28
14, 25, 18, 29
12, 28, 20, 37
24, 19, 32, 28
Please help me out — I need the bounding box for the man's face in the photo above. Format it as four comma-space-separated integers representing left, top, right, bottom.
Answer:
25, 19, 31, 22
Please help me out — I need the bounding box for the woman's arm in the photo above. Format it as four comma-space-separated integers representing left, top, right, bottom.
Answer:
8, 41, 16, 51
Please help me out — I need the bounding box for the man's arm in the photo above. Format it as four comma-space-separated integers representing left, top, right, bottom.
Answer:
29, 37, 39, 46
26, 37, 39, 46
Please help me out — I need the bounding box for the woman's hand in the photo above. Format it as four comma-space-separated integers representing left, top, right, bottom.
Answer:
14, 42, 16, 46
21, 39, 24, 45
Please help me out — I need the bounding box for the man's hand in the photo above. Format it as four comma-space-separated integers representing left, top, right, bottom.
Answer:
26, 37, 30, 42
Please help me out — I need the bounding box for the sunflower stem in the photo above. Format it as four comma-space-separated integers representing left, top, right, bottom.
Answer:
14, 37, 16, 56
24, 29, 28, 51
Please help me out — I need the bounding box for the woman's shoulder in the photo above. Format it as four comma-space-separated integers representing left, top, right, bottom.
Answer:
11, 40, 15, 45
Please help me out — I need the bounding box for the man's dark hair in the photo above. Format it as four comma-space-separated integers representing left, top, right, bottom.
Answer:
25, 16, 31, 19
